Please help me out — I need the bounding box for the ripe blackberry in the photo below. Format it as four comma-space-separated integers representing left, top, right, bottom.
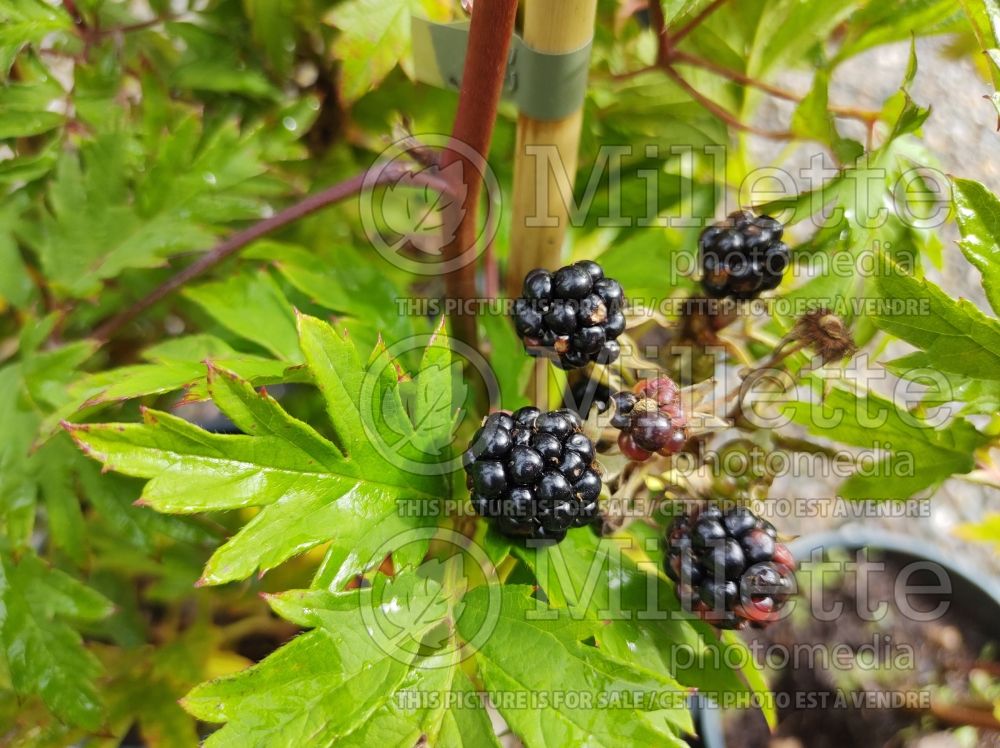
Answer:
664, 505, 795, 629
613, 377, 688, 461
513, 262, 626, 370
699, 210, 790, 300
464, 408, 602, 542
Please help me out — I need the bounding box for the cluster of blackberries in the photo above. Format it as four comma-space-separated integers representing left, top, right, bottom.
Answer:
700, 211, 790, 300
612, 377, 688, 461
464, 408, 602, 542
664, 505, 795, 629
513, 261, 626, 370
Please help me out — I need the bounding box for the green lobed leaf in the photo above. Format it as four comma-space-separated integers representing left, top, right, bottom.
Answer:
0, 73, 65, 138
39, 334, 297, 438
25, 137, 204, 298
785, 382, 988, 499
296, 312, 447, 495
458, 584, 691, 747
405, 318, 463, 461
78, 460, 216, 553
69, 314, 452, 584
325, 0, 451, 103
0, 201, 36, 310
67, 406, 421, 585
791, 70, 837, 144
0, 0, 72, 77
184, 573, 459, 746
436, 667, 502, 748
21, 108, 290, 299
246, 240, 416, 349
886, 356, 1000, 415
952, 177, 1000, 316
957, 0, 1000, 123
515, 530, 775, 727
834, 0, 962, 63
243, 0, 298, 76
873, 258, 1000, 380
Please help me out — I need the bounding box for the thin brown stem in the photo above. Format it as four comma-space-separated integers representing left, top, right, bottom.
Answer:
646, 0, 670, 65
92, 163, 453, 343
671, 49, 879, 123
607, 64, 658, 82
926, 699, 1000, 732
93, 14, 176, 38
670, 0, 728, 44
726, 339, 807, 423
62, 0, 86, 29
437, 0, 518, 350
865, 117, 878, 151
62, 0, 96, 58
663, 66, 794, 140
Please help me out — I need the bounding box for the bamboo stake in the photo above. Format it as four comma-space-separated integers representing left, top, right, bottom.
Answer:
505, 0, 598, 297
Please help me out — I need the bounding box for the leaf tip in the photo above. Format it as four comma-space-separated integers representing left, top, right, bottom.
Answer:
428, 315, 448, 344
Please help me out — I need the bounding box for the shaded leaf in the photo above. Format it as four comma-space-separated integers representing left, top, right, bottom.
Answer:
0, 548, 113, 729
325, 0, 451, 103
185, 271, 301, 361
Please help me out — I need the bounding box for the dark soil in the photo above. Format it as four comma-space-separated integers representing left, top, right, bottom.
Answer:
722, 549, 1000, 748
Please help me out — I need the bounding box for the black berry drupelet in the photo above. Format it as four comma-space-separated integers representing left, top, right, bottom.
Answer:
699, 210, 790, 300
465, 408, 602, 543
613, 377, 688, 462
513, 261, 626, 370
664, 505, 796, 629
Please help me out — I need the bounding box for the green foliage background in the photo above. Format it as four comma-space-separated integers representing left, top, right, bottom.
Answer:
1, 0, 999, 745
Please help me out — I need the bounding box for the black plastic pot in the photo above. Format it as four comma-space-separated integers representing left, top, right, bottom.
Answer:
692, 526, 1000, 748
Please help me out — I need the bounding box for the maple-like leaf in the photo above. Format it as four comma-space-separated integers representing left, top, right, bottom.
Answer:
67, 315, 453, 586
